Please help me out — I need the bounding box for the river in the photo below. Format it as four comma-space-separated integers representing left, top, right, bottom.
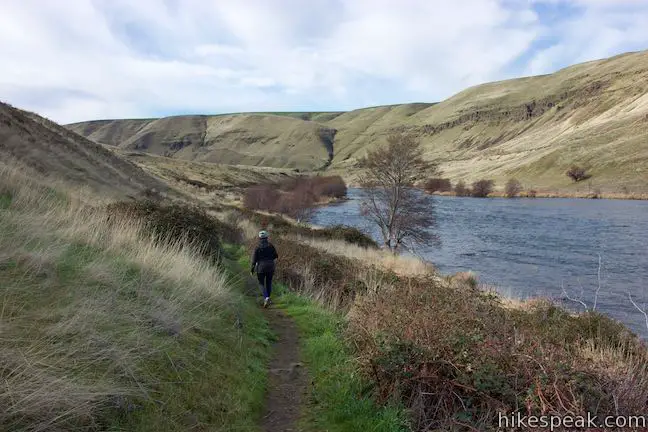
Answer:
312, 188, 648, 339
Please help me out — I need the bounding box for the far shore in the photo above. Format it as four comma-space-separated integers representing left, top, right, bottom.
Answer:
340, 183, 648, 201
427, 190, 648, 201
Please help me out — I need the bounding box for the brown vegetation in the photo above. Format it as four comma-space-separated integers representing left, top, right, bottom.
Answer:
243, 175, 347, 222
106, 200, 242, 262
471, 179, 495, 198
566, 165, 590, 182
349, 277, 647, 431
231, 196, 648, 432
505, 178, 522, 198
423, 178, 452, 193
454, 180, 471, 197
234, 207, 378, 249
234, 201, 648, 431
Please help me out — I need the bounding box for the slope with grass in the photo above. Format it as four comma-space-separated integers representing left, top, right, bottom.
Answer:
68, 113, 337, 171
0, 165, 273, 431
68, 49, 648, 194
0, 101, 170, 199
330, 50, 648, 194
114, 149, 298, 205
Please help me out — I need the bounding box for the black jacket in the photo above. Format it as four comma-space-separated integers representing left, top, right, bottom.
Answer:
251, 239, 278, 273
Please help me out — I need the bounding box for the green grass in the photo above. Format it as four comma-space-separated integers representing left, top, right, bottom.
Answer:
0, 193, 11, 209
1, 200, 274, 431
237, 249, 408, 432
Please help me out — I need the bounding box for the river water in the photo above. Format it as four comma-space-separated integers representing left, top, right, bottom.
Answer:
312, 188, 648, 339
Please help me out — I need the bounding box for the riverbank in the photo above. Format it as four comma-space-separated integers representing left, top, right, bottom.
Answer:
427, 189, 648, 200
226, 204, 648, 431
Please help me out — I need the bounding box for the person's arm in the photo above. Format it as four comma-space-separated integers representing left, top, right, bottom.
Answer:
271, 245, 278, 260
251, 247, 258, 273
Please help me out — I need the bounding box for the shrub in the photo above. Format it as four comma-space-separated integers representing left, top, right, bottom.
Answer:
423, 178, 452, 193
349, 277, 648, 431
312, 175, 347, 199
243, 184, 281, 212
504, 178, 522, 198
326, 225, 379, 249
245, 176, 347, 218
276, 183, 317, 222
106, 200, 242, 261
566, 165, 589, 182
454, 180, 471, 197
236, 208, 379, 249
471, 179, 494, 198
527, 189, 537, 198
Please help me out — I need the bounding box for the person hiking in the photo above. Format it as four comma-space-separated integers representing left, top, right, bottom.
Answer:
251, 230, 278, 308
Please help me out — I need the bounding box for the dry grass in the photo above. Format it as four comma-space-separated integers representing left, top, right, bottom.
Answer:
290, 234, 433, 277
1, 101, 169, 200
115, 150, 296, 205
0, 162, 265, 431
68, 112, 335, 170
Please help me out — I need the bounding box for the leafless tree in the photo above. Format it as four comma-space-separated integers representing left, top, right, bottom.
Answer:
423, 178, 452, 193
561, 254, 603, 312
505, 178, 522, 198
454, 180, 471, 197
243, 184, 280, 211
357, 133, 439, 253
276, 183, 316, 223
628, 293, 648, 332
471, 179, 495, 198
566, 165, 589, 182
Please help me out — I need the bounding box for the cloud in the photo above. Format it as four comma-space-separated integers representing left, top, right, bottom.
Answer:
0, 0, 646, 123
526, 0, 648, 75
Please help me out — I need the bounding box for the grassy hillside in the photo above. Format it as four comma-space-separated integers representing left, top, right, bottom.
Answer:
113, 150, 299, 206
329, 50, 648, 194
68, 113, 337, 171
68, 49, 648, 195
0, 102, 170, 200
0, 163, 274, 431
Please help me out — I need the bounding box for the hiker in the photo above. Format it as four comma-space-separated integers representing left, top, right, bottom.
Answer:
251, 230, 278, 308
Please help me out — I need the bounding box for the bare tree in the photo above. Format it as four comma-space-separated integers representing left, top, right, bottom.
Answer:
505, 178, 522, 198
276, 183, 316, 223
566, 165, 589, 182
243, 184, 280, 211
471, 179, 494, 198
454, 180, 470, 197
358, 133, 439, 253
423, 178, 452, 193
628, 293, 648, 332
561, 254, 604, 312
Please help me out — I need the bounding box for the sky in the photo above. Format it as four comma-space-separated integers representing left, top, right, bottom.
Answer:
1, 0, 647, 124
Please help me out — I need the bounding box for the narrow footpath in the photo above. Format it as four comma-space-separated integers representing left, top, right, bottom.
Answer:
243, 276, 308, 432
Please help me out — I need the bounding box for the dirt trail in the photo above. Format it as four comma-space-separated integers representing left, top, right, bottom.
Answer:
261, 307, 307, 431
242, 276, 307, 431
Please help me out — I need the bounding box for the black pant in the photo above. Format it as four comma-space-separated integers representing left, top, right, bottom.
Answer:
257, 271, 274, 298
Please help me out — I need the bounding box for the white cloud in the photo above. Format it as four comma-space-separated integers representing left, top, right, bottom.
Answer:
526, 0, 648, 75
0, 0, 646, 123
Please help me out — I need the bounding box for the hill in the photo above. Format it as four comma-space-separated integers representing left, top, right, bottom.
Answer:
67, 49, 648, 194
68, 113, 337, 171
0, 101, 170, 199
329, 50, 648, 193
